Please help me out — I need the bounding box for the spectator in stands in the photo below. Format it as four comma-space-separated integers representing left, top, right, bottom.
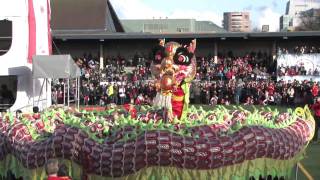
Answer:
82, 85, 90, 106
263, 91, 275, 105
210, 92, 218, 106
287, 86, 295, 105
311, 97, 320, 142
52, 88, 58, 105
15, 110, 22, 119
311, 83, 319, 101
244, 96, 254, 105
193, 83, 201, 104
274, 92, 282, 105
118, 85, 126, 105
57, 87, 64, 104
234, 79, 244, 105
314, 68, 319, 76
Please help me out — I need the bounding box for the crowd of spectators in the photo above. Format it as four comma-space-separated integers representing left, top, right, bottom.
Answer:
190, 79, 318, 106
75, 53, 152, 83
196, 51, 275, 81
51, 45, 320, 107
51, 53, 153, 105
277, 64, 320, 76
278, 45, 320, 55
277, 45, 320, 77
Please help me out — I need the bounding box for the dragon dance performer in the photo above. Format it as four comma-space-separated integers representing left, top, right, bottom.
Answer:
46, 159, 71, 180
151, 39, 196, 120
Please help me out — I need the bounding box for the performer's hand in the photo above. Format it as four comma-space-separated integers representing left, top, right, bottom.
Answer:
159, 39, 165, 46
187, 39, 196, 53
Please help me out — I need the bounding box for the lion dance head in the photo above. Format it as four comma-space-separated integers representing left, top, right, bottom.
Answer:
151, 39, 196, 120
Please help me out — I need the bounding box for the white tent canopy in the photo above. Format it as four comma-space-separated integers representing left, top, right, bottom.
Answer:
32, 55, 81, 78
32, 55, 81, 108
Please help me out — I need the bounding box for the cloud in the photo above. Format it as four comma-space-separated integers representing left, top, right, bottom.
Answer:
272, 0, 278, 8
257, 7, 281, 32
169, 9, 222, 26
243, 5, 253, 11
257, 6, 268, 12
110, 0, 166, 19
110, 0, 222, 26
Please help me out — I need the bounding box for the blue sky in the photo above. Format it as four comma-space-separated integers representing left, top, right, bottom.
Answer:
143, 0, 286, 13
110, 0, 289, 31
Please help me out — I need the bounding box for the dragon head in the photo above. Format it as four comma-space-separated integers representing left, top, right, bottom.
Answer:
151, 39, 197, 93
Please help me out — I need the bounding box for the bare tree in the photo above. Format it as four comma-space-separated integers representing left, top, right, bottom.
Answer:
251, 27, 261, 32
295, 9, 320, 31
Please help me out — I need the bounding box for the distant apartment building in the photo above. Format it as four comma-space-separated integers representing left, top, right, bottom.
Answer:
121, 18, 226, 33
280, 0, 320, 31
223, 12, 251, 32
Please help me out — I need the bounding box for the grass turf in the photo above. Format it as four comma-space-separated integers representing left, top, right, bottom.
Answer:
293, 143, 320, 180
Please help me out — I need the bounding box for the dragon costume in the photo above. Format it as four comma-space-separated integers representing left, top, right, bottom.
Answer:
0, 40, 315, 180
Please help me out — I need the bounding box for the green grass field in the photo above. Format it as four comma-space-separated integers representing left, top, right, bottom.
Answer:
294, 143, 320, 180
193, 104, 290, 112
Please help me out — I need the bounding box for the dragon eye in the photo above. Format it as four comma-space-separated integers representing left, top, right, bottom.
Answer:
178, 55, 189, 63
174, 47, 192, 65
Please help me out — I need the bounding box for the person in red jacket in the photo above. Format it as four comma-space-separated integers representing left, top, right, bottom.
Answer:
311, 97, 320, 142
267, 82, 275, 96
311, 83, 319, 99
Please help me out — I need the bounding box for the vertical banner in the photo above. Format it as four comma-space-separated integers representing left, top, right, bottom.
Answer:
27, 0, 36, 63
28, 0, 51, 63
47, 0, 52, 55
33, 0, 50, 55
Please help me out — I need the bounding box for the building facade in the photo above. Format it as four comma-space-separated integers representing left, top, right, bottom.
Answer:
121, 19, 225, 33
223, 12, 251, 32
51, 0, 124, 32
280, 0, 320, 31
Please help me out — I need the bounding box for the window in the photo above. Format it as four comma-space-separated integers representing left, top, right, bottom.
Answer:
176, 28, 189, 32
0, 76, 17, 110
232, 28, 241, 32
144, 23, 168, 32
0, 20, 12, 56
231, 22, 242, 25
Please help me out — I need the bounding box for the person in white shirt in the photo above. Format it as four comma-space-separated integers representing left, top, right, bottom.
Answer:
287, 86, 295, 105
119, 85, 126, 105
